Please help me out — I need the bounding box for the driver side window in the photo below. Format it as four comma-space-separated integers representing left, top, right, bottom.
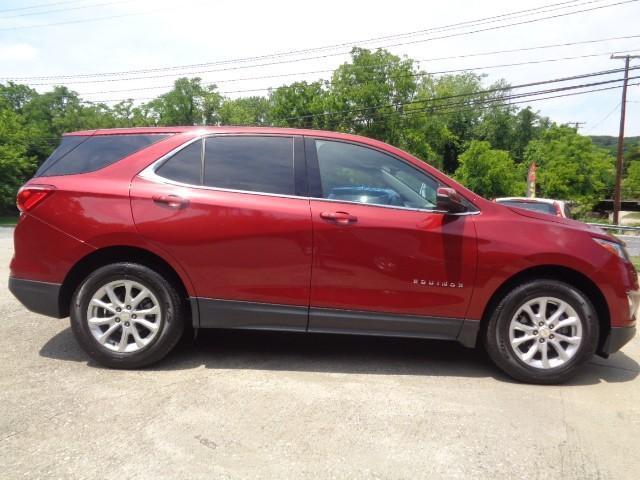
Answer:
314, 139, 438, 209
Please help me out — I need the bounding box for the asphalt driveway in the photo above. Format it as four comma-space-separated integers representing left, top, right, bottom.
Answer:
1, 227, 639, 479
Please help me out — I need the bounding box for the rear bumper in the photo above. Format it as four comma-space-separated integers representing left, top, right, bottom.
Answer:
600, 325, 636, 355
8, 277, 63, 318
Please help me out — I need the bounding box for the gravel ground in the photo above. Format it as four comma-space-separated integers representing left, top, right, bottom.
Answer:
1, 226, 639, 479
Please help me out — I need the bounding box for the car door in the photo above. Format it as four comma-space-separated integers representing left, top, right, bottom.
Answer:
130, 134, 312, 331
305, 137, 478, 337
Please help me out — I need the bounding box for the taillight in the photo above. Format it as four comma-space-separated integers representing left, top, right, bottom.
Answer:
16, 185, 56, 212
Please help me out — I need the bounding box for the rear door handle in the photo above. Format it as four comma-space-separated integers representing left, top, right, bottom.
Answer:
152, 194, 189, 209
320, 211, 358, 224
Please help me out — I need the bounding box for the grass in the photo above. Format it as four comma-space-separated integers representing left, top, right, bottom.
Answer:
0, 216, 18, 226
631, 257, 640, 271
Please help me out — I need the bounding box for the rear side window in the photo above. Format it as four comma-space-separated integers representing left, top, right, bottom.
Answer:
35, 134, 170, 177
204, 136, 294, 195
155, 139, 203, 185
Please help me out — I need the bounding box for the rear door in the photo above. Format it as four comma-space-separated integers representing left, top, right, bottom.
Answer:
130, 134, 312, 331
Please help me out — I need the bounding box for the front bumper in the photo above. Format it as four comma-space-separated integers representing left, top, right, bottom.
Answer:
600, 325, 637, 355
8, 277, 63, 318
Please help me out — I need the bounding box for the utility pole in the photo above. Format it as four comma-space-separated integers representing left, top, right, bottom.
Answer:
611, 54, 640, 224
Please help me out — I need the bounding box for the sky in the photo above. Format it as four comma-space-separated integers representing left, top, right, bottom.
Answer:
0, 0, 639, 136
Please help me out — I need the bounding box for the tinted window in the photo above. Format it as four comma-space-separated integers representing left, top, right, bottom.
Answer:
36, 134, 170, 177
155, 139, 203, 185
315, 140, 438, 209
35, 135, 89, 176
500, 200, 556, 215
204, 136, 294, 195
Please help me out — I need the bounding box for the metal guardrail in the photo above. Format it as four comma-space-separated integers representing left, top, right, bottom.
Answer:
587, 223, 640, 233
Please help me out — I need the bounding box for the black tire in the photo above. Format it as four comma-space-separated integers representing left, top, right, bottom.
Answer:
70, 262, 185, 369
484, 279, 599, 384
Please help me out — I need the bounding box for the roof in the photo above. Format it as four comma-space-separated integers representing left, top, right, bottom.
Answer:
62, 125, 424, 167
64, 125, 371, 141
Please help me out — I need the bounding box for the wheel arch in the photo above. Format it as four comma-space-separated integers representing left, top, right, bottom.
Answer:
478, 264, 610, 352
59, 245, 191, 319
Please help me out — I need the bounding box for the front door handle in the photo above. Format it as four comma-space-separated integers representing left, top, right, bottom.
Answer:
152, 194, 189, 209
320, 211, 358, 224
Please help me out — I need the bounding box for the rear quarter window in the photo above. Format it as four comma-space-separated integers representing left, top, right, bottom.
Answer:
35, 134, 171, 177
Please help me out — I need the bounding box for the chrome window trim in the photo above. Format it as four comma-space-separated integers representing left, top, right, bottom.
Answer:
142, 133, 298, 197
311, 197, 480, 216
140, 134, 480, 216
309, 137, 479, 216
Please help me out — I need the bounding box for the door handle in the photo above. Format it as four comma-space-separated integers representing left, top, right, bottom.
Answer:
320, 211, 358, 224
152, 194, 189, 209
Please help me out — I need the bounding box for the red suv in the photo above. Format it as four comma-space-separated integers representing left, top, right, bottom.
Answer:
8, 127, 638, 383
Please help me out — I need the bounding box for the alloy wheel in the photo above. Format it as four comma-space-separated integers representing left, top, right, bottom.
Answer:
86, 279, 162, 353
508, 296, 583, 369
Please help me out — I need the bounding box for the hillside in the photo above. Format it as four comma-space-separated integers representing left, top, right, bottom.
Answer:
589, 135, 640, 155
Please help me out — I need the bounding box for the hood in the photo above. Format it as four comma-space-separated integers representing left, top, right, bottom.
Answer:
505, 205, 617, 240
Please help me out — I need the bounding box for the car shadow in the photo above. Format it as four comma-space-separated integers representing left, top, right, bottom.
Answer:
40, 327, 640, 386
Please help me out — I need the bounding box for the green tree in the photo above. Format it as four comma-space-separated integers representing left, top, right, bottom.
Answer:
327, 48, 418, 142
269, 81, 328, 128
622, 145, 640, 200
145, 78, 222, 125
219, 96, 270, 125
454, 140, 524, 198
0, 107, 37, 212
474, 105, 515, 152
524, 125, 614, 210
623, 154, 640, 199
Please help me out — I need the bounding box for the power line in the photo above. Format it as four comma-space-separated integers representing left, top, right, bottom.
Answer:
74, 68, 638, 121
1, 0, 598, 79
0, 0, 129, 19
10, 32, 640, 84
357, 0, 640, 55
0, 0, 592, 54
0, 3, 178, 31
276, 68, 639, 122
11, 35, 640, 86
297, 0, 592, 55
0, 0, 635, 72
311, 81, 640, 127
73, 47, 640, 99
586, 102, 622, 132
22, 81, 640, 142
366, 83, 640, 125
18, 44, 640, 88
0, 0, 86, 14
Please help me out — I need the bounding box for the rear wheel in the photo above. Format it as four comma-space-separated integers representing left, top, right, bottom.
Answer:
484, 279, 598, 384
70, 263, 185, 368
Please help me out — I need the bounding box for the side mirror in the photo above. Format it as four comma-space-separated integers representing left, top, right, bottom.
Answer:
436, 187, 468, 214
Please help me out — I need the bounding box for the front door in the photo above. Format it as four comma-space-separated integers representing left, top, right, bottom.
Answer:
305, 138, 477, 336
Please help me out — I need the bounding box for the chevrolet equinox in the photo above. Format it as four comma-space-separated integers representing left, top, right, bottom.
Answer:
8, 127, 638, 384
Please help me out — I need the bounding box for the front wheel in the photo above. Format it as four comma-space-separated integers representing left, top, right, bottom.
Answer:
70, 263, 185, 368
484, 279, 599, 384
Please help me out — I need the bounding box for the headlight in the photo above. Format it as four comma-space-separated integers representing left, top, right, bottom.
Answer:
593, 237, 630, 261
